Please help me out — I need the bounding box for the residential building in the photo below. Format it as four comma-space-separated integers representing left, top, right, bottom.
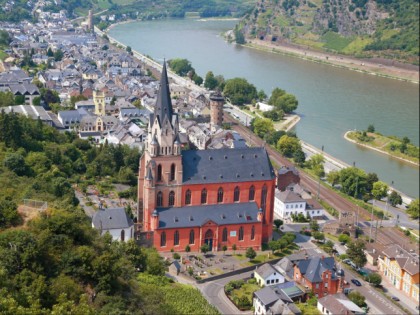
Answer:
92, 207, 134, 242
138, 63, 276, 252
277, 166, 300, 191
274, 189, 324, 220
255, 263, 285, 287
253, 285, 302, 315
317, 294, 365, 315
378, 244, 420, 302
293, 256, 347, 298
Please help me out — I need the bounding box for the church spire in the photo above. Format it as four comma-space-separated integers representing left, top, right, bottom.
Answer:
154, 61, 173, 125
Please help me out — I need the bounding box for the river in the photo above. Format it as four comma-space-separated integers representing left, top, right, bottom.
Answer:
109, 18, 419, 198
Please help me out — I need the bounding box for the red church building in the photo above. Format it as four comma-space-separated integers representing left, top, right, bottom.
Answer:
138, 63, 276, 252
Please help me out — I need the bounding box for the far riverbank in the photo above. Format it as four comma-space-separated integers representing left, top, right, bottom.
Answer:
243, 39, 419, 84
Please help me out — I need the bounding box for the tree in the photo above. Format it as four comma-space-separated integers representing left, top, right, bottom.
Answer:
309, 220, 320, 232
338, 234, 350, 244
323, 240, 334, 253
268, 240, 280, 254
388, 191, 402, 207
327, 170, 340, 187
365, 272, 382, 287
372, 181, 389, 200
339, 167, 368, 197
0, 199, 21, 228
204, 71, 218, 90
366, 172, 379, 193
312, 231, 325, 242
234, 29, 245, 44
367, 124, 375, 132
257, 89, 267, 101
406, 199, 419, 219
200, 243, 210, 255
192, 73, 203, 86
245, 247, 257, 260
222, 245, 227, 255
47, 47, 54, 57
53, 49, 64, 62
223, 78, 257, 105
348, 291, 367, 307
277, 135, 302, 157
293, 149, 306, 166
232, 244, 237, 255
168, 58, 194, 76
253, 118, 275, 138
268, 88, 286, 105
278, 239, 288, 252
3, 153, 28, 176
346, 240, 367, 268
273, 219, 283, 229
185, 245, 191, 253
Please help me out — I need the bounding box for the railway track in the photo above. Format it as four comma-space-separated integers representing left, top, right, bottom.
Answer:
225, 115, 416, 249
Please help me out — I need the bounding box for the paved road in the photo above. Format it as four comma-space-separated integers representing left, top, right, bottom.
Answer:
370, 199, 419, 230
197, 271, 253, 315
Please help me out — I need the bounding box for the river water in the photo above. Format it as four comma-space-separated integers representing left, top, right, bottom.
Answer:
109, 18, 419, 198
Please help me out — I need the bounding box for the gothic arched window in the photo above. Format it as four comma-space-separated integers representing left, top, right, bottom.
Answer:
249, 185, 255, 201
261, 184, 267, 212
251, 226, 255, 240
160, 232, 166, 247
189, 229, 195, 244
239, 226, 244, 241
185, 189, 191, 205
169, 191, 175, 206
222, 228, 228, 242
234, 186, 240, 202
217, 187, 224, 203
156, 191, 163, 207
157, 164, 162, 181
201, 189, 207, 204
174, 230, 179, 246
170, 163, 176, 181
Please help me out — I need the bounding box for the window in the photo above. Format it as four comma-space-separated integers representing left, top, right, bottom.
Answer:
121, 229, 125, 241
170, 163, 176, 181
239, 226, 244, 241
217, 187, 224, 203
185, 190, 191, 205
201, 189, 207, 204
261, 184, 267, 212
251, 225, 255, 240
234, 186, 240, 202
316, 284, 319, 289
222, 228, 228, 242
174, 230, 179, 246
157, 164, 162, 181
169, 191, 175, 206
189, 229, 195, 244
249, 185, 255, 201
160, 232, 166, 247
157, 191, 163, 207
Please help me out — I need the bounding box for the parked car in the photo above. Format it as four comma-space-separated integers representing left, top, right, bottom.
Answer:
343, 259, 351, 265
391, 296, 400, 301
351, 279, 362, 286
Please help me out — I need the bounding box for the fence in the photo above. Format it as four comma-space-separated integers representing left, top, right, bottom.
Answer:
23, 199, 48, 211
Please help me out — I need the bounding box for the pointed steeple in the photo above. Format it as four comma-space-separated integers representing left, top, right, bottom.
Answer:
154, 61, 173, 126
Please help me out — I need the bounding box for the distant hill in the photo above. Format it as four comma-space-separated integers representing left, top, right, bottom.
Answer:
0, 0, 256, 22
237, 0, 419, 64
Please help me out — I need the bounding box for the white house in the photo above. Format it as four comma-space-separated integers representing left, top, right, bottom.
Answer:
274, 190, 306, 220
317, 294, 365, 315
92, 207, 134, 242
257, 102, 274, 112
253, 286, 301, 315
274, 190, 324, 220
255, 263, 285, 287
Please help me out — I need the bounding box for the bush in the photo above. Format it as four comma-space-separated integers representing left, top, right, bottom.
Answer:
248, 278, 257, 285
173, 253, 181, 260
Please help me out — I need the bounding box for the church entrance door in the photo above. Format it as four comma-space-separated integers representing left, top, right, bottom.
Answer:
204, 229, 213, 251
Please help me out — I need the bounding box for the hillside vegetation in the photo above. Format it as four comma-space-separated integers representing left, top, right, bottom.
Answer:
237, 0, 419, 64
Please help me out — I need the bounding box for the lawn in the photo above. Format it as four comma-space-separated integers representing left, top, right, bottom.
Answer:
227, 280, 260, 311
322, 32, 354, 52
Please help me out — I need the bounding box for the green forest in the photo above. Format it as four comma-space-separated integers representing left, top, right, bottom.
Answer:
0, 111, 219, 314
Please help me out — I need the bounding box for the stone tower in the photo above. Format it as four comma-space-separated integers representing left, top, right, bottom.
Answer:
93, 90, 105, 116
209, 90, 224, 131
87, 10, 93, 32
138, 62, 183, 231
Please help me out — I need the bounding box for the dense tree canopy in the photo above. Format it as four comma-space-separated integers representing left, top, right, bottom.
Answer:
223, 78, 257, 105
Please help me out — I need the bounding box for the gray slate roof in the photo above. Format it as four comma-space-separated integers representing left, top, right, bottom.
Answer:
92, 208, 133, 230
256, 263, 279, 279
182, 147, 275, 184
254, 286, 281, 306
157, 202, 260, 229
297, 256, 337, 283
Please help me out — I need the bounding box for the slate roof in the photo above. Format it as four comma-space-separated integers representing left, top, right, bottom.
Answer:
153, 62, 173, 126
276, 190, 305, 203
318, 294, 364, 315
278, 166, 299, 176
254, 286, 280, 306
297, 256, 337, 283
92, 207, 133, 230
182, 147, 275, 185
256, 263, 279, 279
157, 202, 260, 229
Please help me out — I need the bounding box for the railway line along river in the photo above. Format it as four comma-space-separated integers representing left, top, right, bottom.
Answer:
109, 18, 419, 198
